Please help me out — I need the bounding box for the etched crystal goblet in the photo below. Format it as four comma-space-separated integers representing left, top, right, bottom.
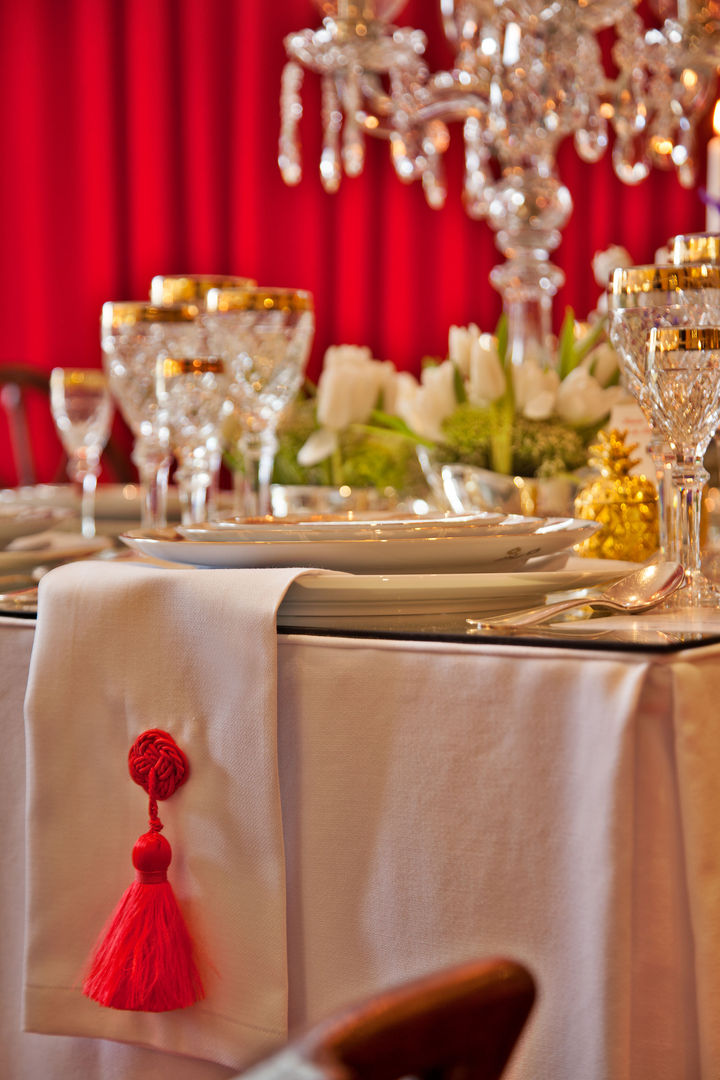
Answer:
101, 301, 204, 528
646, 327, 720, 607
607, 264, 720, 560
204, 286, 315, 517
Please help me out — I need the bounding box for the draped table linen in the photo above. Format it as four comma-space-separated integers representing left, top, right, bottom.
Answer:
2, 596, 720, 1076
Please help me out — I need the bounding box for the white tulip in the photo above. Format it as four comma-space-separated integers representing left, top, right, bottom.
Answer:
395, 362, 457, 443
591, 245, 633, 288
316, 345, 396, 429
581, 341, 620, 387
467, 333, 507, 407
297, 427, 339, 468
448, 323, 482, 377
555, 366, 626, 426
512, 360, 559, 421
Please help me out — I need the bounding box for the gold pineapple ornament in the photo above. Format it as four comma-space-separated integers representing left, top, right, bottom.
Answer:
574, 429, 658, 561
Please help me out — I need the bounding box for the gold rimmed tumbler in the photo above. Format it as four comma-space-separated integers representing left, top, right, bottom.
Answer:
156, 357, 228, 525
607, 264, 720, 561
204, 286, 315, 517
646, 327, 720, 608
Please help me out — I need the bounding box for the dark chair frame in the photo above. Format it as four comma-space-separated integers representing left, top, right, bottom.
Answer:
242, 957, 536, 1080
0, 363, 133, 486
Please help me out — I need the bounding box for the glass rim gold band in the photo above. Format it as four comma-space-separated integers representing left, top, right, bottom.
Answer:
608, 264, 720, 294
101, 301, 200, 328
669, 233, 720, 266
205, 287, 314, 313
149, 274, 256, 305
50, 367, 108, 387
649, 326, 720, 351
160, 357, 225, 377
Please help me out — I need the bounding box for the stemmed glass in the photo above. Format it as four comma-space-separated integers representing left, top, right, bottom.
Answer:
204, 286, 315, 517
155, 357, 227, 525
49, 368, 113, 538
100, 301, 204, 529
607, 264, 720, 560
646, 327, 720, 608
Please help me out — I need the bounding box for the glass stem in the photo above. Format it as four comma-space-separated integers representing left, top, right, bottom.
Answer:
175, 457, 213, 526
672, 456, 709, 604
132, 438, 172, 530
80, 470, 98, 538
649, 435, 677, 561
240, 430, 278, 517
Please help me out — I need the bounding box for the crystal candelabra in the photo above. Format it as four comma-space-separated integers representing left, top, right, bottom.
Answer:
280, 0, 720, 367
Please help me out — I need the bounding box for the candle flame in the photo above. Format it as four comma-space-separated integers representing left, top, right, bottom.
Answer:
713, 100, 720, 137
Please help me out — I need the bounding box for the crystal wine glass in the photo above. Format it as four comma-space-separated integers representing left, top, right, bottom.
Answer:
646, 326, 720, 608
607, 263, 720, 560
155, 357, 227, 525
101, 301, 204, 528
204, 286, 315, 517
49, 368, 113, 538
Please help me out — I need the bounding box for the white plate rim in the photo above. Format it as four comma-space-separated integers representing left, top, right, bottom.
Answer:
119, 520, 601, 573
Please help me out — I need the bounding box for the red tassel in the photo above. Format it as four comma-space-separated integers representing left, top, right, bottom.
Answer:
82, 730, 205, 1012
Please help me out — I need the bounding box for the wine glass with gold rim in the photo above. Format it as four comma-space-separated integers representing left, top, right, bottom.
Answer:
607, 263, 720, 561
204, 286, 315, 517
646, 326, 720, 608
101, 301, 205, 529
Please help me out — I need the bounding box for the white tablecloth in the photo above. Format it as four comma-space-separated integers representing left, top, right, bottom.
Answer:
3, 613, 720, 1078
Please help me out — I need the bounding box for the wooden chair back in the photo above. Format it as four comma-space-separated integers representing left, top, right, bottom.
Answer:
241, 958, 535, 1080
0, 363, 133, 486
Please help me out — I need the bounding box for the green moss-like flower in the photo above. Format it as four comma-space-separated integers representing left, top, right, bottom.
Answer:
336, 426, 427, 492
434, 404, 592, 478
435, 404, 493, 467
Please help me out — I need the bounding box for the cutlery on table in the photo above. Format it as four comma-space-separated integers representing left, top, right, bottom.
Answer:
468, 562, 685, 629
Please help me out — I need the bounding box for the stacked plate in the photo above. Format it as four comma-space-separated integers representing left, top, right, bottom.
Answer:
0, 504, 70, 550
119, 510, 601, 574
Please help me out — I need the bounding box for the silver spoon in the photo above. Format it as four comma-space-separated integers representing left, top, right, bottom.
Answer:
469, 561, 685, 629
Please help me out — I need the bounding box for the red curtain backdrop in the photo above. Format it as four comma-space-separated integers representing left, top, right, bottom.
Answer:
0, 0, 712, 481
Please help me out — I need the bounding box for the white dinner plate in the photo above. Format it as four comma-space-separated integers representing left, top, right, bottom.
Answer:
120, 518, 601, 573
276, 558, 638, 624
0, 531, 112, 572
0, 505, 72, 549
178, 510, 538, 544
0, 483, 184, 520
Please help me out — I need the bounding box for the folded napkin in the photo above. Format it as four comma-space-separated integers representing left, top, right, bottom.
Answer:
23, 560, 334, 1068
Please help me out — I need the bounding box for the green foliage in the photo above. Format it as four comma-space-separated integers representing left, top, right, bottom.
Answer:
436, 403, 594, 478
267, 400, 427, 492
337, 426, 426, 492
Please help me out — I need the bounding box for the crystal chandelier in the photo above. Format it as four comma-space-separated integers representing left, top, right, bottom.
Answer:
280, 0, 720, 367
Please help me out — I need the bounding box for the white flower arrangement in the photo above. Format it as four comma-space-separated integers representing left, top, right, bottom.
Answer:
283, 307, 628, 490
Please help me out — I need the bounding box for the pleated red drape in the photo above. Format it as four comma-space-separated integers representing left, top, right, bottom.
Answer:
0, 0, 711, 480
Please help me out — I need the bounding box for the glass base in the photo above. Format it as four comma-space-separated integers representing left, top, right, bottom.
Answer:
658, 569, 720, 610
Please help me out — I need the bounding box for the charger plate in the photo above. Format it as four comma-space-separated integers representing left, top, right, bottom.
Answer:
277, 558, 637, 624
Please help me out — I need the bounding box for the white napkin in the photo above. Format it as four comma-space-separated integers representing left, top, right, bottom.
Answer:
23, 560, 334, 1069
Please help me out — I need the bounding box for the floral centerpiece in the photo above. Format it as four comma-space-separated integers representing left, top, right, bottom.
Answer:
252, 308, 628, 501
405, 307, 627, 480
